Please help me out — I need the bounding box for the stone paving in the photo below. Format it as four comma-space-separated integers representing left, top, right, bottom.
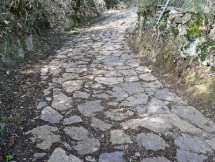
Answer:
27, 10, 215, 162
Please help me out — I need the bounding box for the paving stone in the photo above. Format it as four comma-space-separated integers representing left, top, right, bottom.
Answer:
52, 91, 72, 111
139, 73, 157, 81
74, 137, 100, 155
118, 82, 145, 95
176, 150, 207, 162
36, 101, 47, 109
41, 106, 63, 124
91, 117, 112, 131
48, 147, 83, 162
120, 93, 148, 107
172, 106, 215, 133
125, 76, 139, 82
141, 157, 171, 162
135, 66, 151, 73
78, 100, 104, 116
62, 80, 83, 93
63, 115, 83, 125
108, 86, 129, 101
110, 129, 132, 145
136, 133, 169, 151
121, 115, 173, 133
64, 126, 89, 140
95, 77, 123, 85
104, 108, 134, 121
155, 89, 183, 103
26, 125, 60, 150
146, 98, 170, 114
206, 138, 215, 150
114, 145, 129, 150
99, 152, 125, 162
120, 69, 137, 76
174, 134, 213, 154
73, 91, 90, 98
33, 153, 46, 158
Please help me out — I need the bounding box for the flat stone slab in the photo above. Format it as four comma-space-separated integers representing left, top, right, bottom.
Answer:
78, 100, 104, 116
146, 98, 170, 114
141, 157, 171, 162
48, 147, 83, 162
174, 134, 213, 154
95, 77, 123, 85
136, 133, 169, 151
52, 91, 72, 111
110, 130, 133, 145
139, 73, 157, 81
104, 108, 134, 121
176, 150, 207, 162
91, 117, 112, 131
26, 125, 60, 150
74, 137, 100, 155
62, 80, 83, 93
155, 89, 183, 103
120, 93, 148, 107
99, 152, 125, 162
63, 115, 83, 125
64, 126, 89, 140
41, 106, 63, 124
118, 82, 145, 95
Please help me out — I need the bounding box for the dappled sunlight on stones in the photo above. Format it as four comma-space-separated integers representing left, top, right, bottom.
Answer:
62, 80, 83, 93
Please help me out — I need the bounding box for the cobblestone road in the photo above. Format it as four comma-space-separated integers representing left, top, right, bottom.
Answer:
27, 10, 215, 162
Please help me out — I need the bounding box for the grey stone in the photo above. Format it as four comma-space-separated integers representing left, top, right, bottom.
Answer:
142, 81, 163, 89
33, 153, 46, 158
206, 138, 215, 150
99, 152, 125, 162
175, 134, 213, 154
64, 126, 89, 140
139, 73, 157, 81
146, 98, 170, 114
135, 66, 151, 73
62, 80, 83, 93
155, 89, 183, 103
95, 77, 123, 85
63, 115, 83, 125
74, 138, 100, 155
114, 145, 129, 150
105, 108, 134, 121
78, 100, 104, 116
26, 125, 60, 150
120, 93, 148, 107
52, 91, 72, 111
121, 115, 173, 133
63, 142, 72, 150
48, 147, 83, 162
91, 117, 112, 131
41, 106, 63, 124
110, 129, 132, 145
136, 133, 169, 151
73, 91, 90, 99
177, 150, 207, 162
125, 76, 139, 82
118, 82, 145, 95
0, 122, 6, 129
36, 101, 47, 109
172, 106, 215, 133
120, 69, 137, 76
141, 157, 171, 162
108, 86, 129, 101
85, 156, 96, 162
